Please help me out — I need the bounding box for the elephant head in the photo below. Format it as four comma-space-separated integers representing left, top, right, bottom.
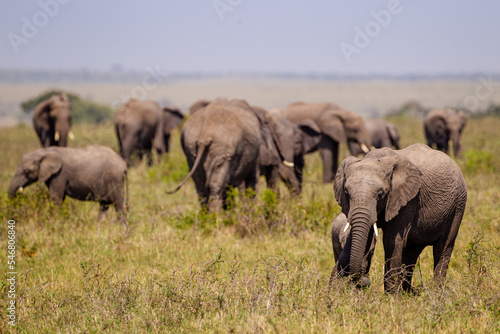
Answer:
385, 122, 401, 150
315, 105, 372, 156
33, 94, 72, 147
334, 149, 422, 285
8, 149, 63, 198
266, 109, 322, 194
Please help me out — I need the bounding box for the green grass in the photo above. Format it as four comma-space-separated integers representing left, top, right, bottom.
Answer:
1, 116, 499, 333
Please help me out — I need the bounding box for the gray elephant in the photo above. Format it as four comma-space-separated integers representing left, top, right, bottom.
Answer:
333, 144, 467, 293
169, 99, 263, 211
33, 94, 73, 147
114, 99, 184, 166
424, 109, 467, 157
282, 102, 371, 183
8, 145, 127, 221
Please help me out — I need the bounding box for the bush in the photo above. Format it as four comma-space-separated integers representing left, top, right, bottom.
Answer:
464, 149, 496, 173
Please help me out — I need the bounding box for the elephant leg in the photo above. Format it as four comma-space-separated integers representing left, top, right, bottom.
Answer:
433, 209, 464, 281
436, 140, 449, 154
207, 162, 230, 211
401, 245, 425, 292
262, 165, 278, 191
244, 164, 259, 195
98, 203, 110, 221
120, 137, 136, 165
319, 136, 338, 183
383, 231, 405, 293
294, 155, 305, 189
48, 178, 66, 205
146, 150, 154, 166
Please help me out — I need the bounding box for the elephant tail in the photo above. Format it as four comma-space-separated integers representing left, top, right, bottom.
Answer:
166, 142, 208, 194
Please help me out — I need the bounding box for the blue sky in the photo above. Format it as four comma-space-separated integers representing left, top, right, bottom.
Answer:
1, 0, 499, 75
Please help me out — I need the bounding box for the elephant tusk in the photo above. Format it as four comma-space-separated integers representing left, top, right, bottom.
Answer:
68, 131, 75, 140
370, 146, 376, 150
343, 222, 350, 232
373, 223, 378, 238
54, 131, 60, 142
18, 187, 23, 193
361, 143, 370, 154
283, 160, 294, 168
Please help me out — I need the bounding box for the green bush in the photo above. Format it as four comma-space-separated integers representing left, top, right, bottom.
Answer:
464, 149, 496, 173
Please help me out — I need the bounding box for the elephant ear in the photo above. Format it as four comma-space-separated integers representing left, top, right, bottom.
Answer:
316, 111, 346, 143
385, 123, 400, 149
34, 98, 53, 119
334, 156, 360, 216
163, 107, 184, 133
39, 152, 62, 183
297, 119, 322, 154
382, 155, 422, 222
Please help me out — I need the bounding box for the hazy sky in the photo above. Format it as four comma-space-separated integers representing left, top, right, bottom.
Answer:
1, 0, 499, 75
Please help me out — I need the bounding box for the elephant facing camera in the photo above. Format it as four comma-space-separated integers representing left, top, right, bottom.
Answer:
333, 144, 467, 293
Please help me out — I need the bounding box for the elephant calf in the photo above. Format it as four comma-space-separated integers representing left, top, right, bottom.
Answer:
8, 145, 127, 221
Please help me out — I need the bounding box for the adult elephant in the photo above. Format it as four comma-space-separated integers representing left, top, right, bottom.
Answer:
114, 99, 184, 166
33, 93, 73, 147
169, 99, 263, 211
424, 108, 467, 157
333, 144, 467, 293
8, 145, 127, 221
282, 102, 371, 183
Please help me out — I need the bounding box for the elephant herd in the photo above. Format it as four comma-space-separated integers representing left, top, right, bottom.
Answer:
8, 93, 469, 294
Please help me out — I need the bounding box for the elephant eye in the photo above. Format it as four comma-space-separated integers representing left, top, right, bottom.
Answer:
377, 189, 384, 199
344, 189, 349, 196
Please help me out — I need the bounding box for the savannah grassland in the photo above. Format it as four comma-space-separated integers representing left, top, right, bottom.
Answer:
0, 110, 500, 332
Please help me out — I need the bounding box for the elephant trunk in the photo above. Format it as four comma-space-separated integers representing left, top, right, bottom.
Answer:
55, 124, 68, 147
8, 176, 27, 198
348, 207, 375, 287
450, 130, 462, 157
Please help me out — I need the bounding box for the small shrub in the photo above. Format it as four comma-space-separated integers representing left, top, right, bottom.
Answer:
464, 149, 495, 173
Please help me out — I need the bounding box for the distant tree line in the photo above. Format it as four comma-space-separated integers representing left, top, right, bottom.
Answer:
387, 100, 500, 118
21, 90, 114, 124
